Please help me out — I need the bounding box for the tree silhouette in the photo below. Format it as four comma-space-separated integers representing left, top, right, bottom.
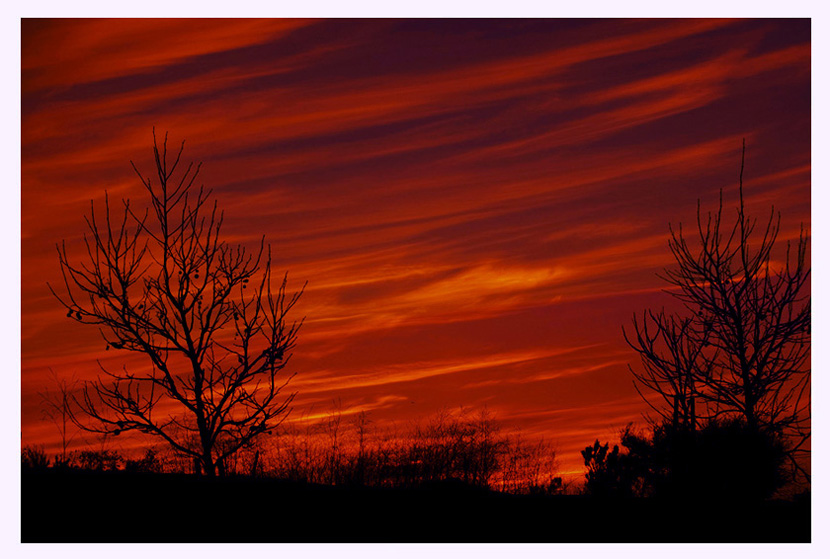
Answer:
49, 131, 305, 477
38, 369, 83, 467
625, 311, 709, 434
624, 141, 810, 481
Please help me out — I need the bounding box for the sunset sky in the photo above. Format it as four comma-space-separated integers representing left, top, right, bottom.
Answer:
20, 18, 811, 479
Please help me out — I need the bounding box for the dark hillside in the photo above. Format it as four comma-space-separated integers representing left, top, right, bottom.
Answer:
22, 469, 809, 543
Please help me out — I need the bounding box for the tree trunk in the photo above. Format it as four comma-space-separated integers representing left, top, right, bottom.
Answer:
202, 454, 216, 477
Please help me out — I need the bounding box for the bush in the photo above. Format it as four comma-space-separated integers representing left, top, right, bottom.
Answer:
651, 419, 788, 501
581, 437, 645, 498
261, 408, 560, 493
75, 449, 122, 471
22, 446, 50, 470
124, 449, 163, 473
582, 419, 789, 501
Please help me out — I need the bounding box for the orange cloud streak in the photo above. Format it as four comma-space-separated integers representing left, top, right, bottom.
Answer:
21, 19, 810, 480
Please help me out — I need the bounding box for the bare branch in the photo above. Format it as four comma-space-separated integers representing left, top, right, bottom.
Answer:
51, 132, 305, 476
626, 142, 810, 486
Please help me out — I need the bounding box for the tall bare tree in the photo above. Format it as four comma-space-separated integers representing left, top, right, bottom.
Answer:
39, 369, 83, 466
49, 131, 305, 476
625, 141, 810, 478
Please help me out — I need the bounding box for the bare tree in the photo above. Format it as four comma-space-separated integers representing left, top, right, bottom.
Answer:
39, 369, 84, 466
624, 311, 711, 433
625, 141, 810, 480
49, 131, 305, 477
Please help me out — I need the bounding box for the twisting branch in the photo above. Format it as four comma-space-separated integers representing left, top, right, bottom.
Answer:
48, 130, 306, 476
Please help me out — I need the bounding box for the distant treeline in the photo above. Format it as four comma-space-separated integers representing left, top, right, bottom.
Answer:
22, 407, 563, 495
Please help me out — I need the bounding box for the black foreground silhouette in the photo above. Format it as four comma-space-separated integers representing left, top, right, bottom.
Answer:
22, 468, 808, 543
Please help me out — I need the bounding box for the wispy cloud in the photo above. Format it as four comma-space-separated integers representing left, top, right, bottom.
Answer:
22, 19, 810, 476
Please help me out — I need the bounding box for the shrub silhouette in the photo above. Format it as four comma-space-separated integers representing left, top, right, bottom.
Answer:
583, 418, 789, 501
650, 419, 788, 501
260, 407, 560, 493
124, 449, 163, 473
74, 449, 123, 471
581, 437, 645, 498
22, 446, 50, 470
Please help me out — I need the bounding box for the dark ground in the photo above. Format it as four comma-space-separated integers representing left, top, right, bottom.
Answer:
21, 469, 810, 543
